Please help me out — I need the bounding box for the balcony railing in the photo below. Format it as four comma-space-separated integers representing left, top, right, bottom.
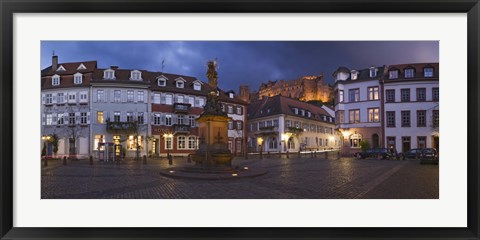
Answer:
173, 124, 190, 134
106, 121, 137, 133
173, 103, 191, 113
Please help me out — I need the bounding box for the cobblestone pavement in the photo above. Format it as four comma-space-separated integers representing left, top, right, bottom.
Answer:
41, 155, 439, 199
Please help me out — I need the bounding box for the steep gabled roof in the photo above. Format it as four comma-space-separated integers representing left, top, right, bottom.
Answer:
248, 95, 331, 121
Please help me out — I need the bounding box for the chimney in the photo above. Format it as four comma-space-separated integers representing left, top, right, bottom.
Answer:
52, 55, 58, 71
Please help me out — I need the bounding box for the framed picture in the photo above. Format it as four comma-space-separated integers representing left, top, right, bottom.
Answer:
1, 0, 479, 239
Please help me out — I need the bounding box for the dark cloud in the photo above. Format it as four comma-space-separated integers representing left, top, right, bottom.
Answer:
41, 41, 439, 91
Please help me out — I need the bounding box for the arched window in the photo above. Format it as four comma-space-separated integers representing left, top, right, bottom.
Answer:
349, 133, 362, 148
269, 137, 278, 149
287, 137, 295, 149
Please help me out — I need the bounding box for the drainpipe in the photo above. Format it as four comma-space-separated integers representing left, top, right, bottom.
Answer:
380, 66, 386, 148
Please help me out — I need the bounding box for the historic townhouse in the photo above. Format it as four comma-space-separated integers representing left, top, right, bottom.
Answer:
150, 74, 247, 157
41, 56, 248, 159
41, 55, 95, 158
90, 67, 150, 160
383, 63, 439, 152
333, 63, 439, 154
247, 95, 340, 154
333, 66, 385, 154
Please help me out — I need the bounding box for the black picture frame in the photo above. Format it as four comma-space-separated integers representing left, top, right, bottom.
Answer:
1, 0, 479, 239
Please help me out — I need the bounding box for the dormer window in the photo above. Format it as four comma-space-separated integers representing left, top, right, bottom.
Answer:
73, 72, 83, 84
300, 109, 305, 116
351, 70, 358, 80
77, 63, 87, 70
52, 74, 60, 86
56, 65, 66, 72
130, 70, 142, 81
389, 70, 399, 79
405, 68, 415, 78
158, 79, 166, 86
424, 67, 434, 77
307, 112, 311, 118
193, 82, 201, 91
103, 69, 115, 79
369, 67, 377, 78
293, 108, 298, 115
175, 78, 186, 88
229, 93, 234, 98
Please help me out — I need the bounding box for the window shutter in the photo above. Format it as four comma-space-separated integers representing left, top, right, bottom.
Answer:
52, 94, 57, 104
133, 91, 137, 103
64, 112, 68, 123
151, 113, 155, 124
42, 114, 45, 125
121, 90, 127, 102
52, 113, 57, 126
160, 94, 166, 104
151, 93, 155, 102
87, 112, 91, 124
93, 90, 97, 103
172, 114, 178, 124
239, 120, 243, 130
75, 112, 80, 124
144, 112, 148, 124
195, 98, 199, 107
160, 114, 166, 125
110, 90, 115, 103
103, 89, 108, 102
41, 94, 45, 104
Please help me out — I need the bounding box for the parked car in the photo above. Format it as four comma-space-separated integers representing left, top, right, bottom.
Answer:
400, 148, 439, 164
355, 148, 397, 160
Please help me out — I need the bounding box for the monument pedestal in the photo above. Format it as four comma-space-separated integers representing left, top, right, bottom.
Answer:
191, 114, 233, 170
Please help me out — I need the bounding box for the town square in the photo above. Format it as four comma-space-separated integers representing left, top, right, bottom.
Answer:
41, 41, 439, 199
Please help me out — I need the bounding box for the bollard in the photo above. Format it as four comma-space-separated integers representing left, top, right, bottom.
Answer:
311, 151, 314, 158
63, 156, 67, 166
43, 157, 48, 167
298, 151, 301, 158
143, 155, 147, 165
324, 151, 328, 159
267, 151, 270, 158
286, 151, 289, 159
187, 154, 192, 163
337, 151, 340, 160
89, 155, 93, 165
314, 151, 317, 158
259, 151, 263, 159
168, 155, 173, 165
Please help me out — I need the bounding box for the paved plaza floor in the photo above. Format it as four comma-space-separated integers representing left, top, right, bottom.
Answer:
41, 155, 439, 199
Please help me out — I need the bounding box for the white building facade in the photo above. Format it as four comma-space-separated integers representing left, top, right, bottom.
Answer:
247, 95, 340, 153
383, 63, 439, 152
334, 66, 384, 154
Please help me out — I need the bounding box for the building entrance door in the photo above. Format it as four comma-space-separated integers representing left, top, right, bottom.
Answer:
433, 136, 439, 152
402, 137, 411, 152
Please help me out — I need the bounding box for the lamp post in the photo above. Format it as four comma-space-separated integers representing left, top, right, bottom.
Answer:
163, 133, 173, 165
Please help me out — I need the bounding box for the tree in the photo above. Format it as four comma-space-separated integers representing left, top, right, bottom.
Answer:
360, 139, 370, 151
51, 134, 59, 157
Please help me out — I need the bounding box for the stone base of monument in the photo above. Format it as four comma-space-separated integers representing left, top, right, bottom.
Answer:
159, 165, 267, 180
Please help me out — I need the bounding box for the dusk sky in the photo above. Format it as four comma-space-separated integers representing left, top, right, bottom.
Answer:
41, 41, 439, 92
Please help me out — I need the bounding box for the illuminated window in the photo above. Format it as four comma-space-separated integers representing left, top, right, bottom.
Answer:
128, 135, 143, 150
94, 135, 104, 150
97, 112, 104, 124
368, 108, 379, 122
368, 87, 379, 100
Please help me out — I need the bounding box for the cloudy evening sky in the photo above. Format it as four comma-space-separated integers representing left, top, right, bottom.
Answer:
41, 41, 439, 92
